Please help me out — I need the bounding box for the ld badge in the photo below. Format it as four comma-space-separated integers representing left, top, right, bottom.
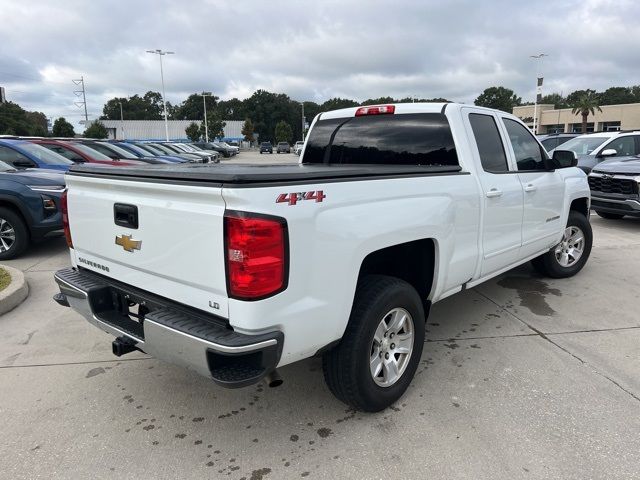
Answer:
115, 234, 142, 252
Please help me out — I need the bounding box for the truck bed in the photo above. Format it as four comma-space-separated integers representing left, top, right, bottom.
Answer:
67, 162, 463, 186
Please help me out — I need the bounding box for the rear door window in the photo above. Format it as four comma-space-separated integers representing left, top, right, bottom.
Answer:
468, 114, 509, 173
302, 113, 458, 166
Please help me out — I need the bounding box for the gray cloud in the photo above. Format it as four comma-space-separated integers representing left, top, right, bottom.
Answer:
2, 0, 639, 129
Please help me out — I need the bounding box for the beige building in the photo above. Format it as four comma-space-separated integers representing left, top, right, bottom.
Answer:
512, 103, 640, 134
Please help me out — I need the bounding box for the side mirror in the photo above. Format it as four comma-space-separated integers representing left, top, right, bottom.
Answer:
550, 150, 578, 169
13, 160, 36, 168
598, 148, 617, 158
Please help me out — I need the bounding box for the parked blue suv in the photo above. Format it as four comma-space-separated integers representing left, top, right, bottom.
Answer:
0, 139, 74, 172
0, 160, 66, 259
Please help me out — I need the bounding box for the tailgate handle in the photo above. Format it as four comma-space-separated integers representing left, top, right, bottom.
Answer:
114, 203, 139, 229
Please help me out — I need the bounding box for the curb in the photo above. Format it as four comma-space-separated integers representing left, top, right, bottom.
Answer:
0, 265, 29, 316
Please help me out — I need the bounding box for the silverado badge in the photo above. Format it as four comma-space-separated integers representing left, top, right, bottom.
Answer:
115, 234, 142, 252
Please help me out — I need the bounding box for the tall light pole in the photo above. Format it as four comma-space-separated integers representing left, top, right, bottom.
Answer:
530, 53, 548, 134
118, 101, 125, 139
301, 101, 305, 140
199, 92, 213, 142
146, 49, 174, 141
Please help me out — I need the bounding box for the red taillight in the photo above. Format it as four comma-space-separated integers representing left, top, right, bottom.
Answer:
224, 212, 288, 300
355, 105, 395, 116
61, 190, 73, 248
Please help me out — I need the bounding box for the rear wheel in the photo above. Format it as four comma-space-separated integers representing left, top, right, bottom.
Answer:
323, 275, 425, 412
596, 211, 624, 220
0, 207, 29, 260
531, 211, 592, 278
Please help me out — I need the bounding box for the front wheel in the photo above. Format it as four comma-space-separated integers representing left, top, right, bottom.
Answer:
0, 207, 29, 260
323, 275, 425, 412
531, 211, 592, 278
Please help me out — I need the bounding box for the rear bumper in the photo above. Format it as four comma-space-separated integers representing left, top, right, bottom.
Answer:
53, 268, 283, 388
591, 195, 640, 217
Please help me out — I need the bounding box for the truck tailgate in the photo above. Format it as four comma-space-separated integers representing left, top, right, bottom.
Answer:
65, 174, 229, 318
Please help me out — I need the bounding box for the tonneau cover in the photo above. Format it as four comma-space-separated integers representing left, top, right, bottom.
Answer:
68, 162, 462, 185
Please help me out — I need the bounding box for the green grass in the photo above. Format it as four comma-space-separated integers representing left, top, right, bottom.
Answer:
0, 267, 11, 292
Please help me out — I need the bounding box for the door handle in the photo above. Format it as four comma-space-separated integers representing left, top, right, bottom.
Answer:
524, 184, 537, 192
486, 188, 503, 198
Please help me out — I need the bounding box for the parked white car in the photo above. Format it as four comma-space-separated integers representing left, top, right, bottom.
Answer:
54, 103, 591, 411
293, 141, 304, 155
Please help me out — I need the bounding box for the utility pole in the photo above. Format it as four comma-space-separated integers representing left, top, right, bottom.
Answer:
199, 92, 213, 142
118, 101, 125, 139
72, 76, 88, 125
146, 49, 174, 141
529, 53, 548, 134
301, 101, 305, 140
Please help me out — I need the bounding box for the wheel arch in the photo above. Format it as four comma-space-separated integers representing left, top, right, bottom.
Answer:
0, 195, 34, 236
357, 238, 436, 311
569, 197, 590, 218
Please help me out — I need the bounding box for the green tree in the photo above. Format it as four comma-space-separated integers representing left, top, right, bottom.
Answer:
474, 86, 522, 112
216, 98, 246, 120
173, 93, 218, 120
320, 98, 359, 112
275, 120, 293, 143
0, 101, 48, 136
84, 121, 109, 139
101, 91, 165, 120
52, 117, 75, 137
241, 118, 255, 142
571, 93, 602, 134
539, 93, 567, 109
243, 90, 299, 142
565, 89, 597, 108
599, 87, 635, 105
202, 111, 226, 140
185, 122, 202, 142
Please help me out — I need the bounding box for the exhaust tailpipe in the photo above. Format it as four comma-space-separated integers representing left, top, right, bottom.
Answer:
264, 369, 283, 388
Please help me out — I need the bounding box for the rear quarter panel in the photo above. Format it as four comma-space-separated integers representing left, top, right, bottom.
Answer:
223, 173, 480, 367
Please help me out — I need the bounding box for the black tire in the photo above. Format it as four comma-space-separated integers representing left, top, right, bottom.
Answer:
0, 207, 29, 260
322, 275, 425, 412
531, 210, 592, 278
596, 211, 624, 220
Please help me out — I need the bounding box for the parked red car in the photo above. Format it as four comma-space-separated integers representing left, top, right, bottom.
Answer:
29, 139, 145, 166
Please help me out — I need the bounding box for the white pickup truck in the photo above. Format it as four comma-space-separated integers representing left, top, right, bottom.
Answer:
54, 103, 591, 412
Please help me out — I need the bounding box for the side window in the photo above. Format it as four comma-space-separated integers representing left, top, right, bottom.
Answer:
503, 118, 546, 171
0, 146, 31, 166
47, 145, 82, 162
541, 137, 559, 151
468, 113, 509, 173
604, 136, 636, 156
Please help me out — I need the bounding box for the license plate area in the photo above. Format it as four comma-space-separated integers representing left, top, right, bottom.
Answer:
90, 286, 150, 340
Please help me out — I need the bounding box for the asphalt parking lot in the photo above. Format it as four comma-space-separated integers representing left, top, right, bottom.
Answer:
1, 153, 639, 479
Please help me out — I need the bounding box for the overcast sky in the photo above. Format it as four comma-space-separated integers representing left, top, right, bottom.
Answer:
2, 0, 639, 128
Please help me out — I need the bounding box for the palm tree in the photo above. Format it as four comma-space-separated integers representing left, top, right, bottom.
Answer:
571, 93, 602, 133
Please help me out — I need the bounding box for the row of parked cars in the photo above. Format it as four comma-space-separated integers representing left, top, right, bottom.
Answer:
0, 136, 241, 260
258, 141, 305, 155
539, 130, 640, 220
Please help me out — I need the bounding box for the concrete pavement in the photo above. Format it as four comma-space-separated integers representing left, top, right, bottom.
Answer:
1, 156, 639, 479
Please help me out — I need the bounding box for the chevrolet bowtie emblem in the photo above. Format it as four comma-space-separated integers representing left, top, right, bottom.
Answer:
115, 234, 142, 252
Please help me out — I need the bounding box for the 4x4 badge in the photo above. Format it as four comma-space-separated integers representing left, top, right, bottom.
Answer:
115, 234, 142, 252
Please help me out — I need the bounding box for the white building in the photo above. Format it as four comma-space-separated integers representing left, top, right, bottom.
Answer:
95, 119, 245, 141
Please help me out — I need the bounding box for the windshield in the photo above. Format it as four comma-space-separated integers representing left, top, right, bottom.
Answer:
18, 143, 74, 165
189, 144, 204, 151
98, 143, 138, 159
71, 143, 113, 161
155, 144, 179, 154
135, 144, 162, 155
0, 160, 16, 171
116, 143, 145, 157
558, 136, 609, 155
